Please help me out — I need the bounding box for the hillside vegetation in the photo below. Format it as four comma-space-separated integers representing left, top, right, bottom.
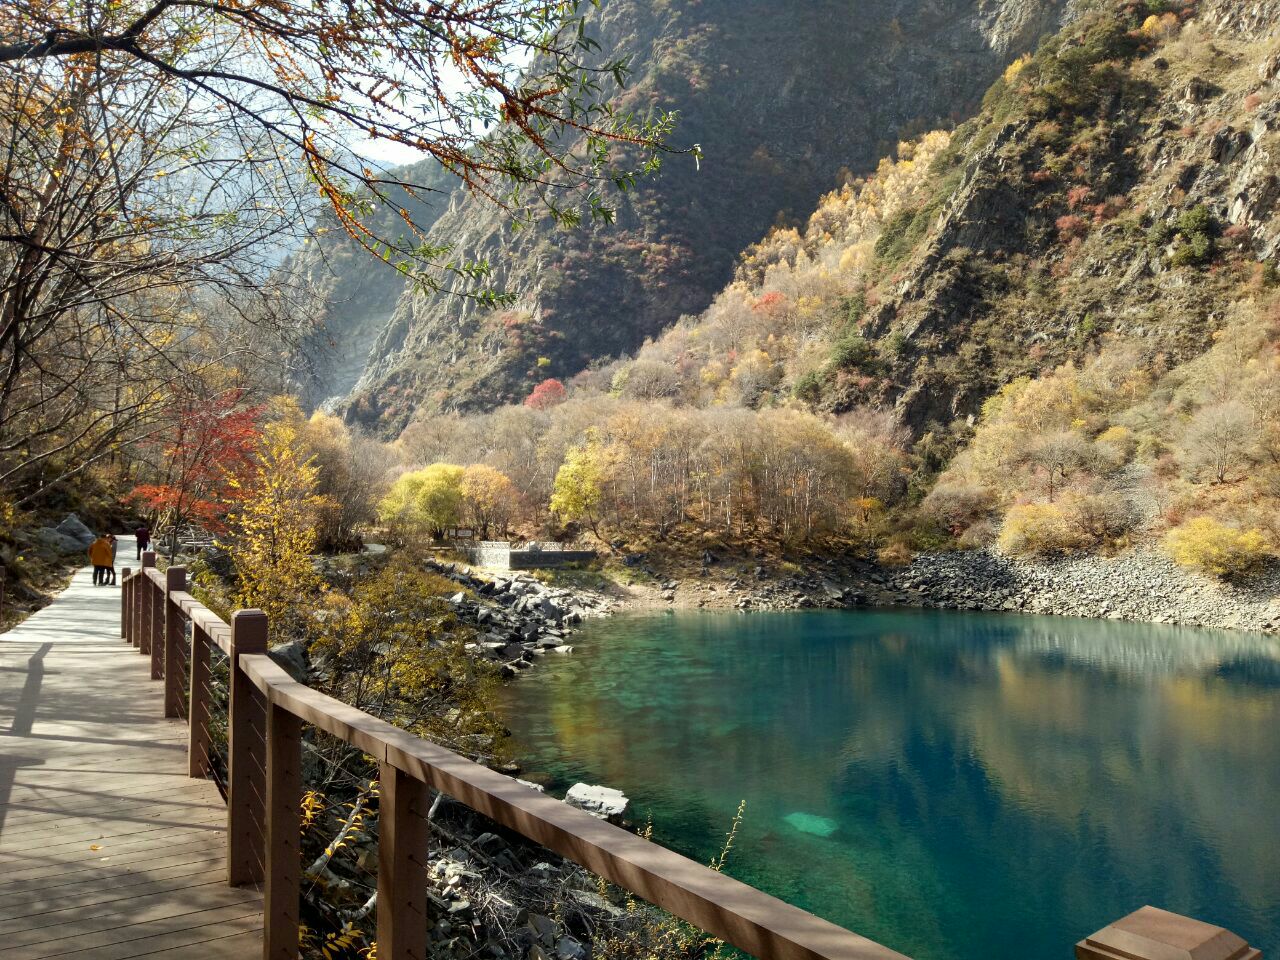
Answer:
373, 0, 1280, 578
328, 0, 1069, 432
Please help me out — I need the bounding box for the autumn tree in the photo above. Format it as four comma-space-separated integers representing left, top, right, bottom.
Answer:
0, 50, 293, 505
379, 463, 466, 542
1, 0, 684, 290
296, 412, 395, 551
550, 435, 613, 540
460, 464, 520, 539
310, 560, 505, 759
525, 378, 568, 410
224, 422, 328, 639
129, 389, 262, 558
1179, 402, 1255, 484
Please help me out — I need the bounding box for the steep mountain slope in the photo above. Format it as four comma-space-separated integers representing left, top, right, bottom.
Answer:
617, 0, 1280, 435
848, 0, 1280, 432
336, 0, 1068, 431
279, 158, 457, 408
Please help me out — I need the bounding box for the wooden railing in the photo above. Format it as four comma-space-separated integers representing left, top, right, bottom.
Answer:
120, 553, 911, 960
119, 553, 1265, 960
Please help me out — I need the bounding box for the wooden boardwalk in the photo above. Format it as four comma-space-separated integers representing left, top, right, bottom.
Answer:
0, 556, 263, 959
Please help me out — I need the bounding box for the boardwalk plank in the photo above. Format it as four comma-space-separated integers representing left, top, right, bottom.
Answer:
0, 557, 263, 958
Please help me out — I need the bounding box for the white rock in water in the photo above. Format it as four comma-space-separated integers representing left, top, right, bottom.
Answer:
564, 783, 628, 821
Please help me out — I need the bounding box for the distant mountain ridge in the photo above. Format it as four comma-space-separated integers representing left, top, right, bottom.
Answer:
288, 0, 1070, 431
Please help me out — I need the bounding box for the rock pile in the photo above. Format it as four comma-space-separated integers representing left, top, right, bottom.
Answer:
408, 801, 631, 960
425, 561, 617, 675
678, 566, 866, 612
882, 548, 1280, 632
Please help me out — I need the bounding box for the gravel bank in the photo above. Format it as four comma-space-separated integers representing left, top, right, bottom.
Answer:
877, 548, 1280, 633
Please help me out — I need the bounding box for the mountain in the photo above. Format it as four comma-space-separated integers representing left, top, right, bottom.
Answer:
586, 0, 1280, 563
280, 157, 457, 409
616, 0, 1280, 432
315, 0, 1069, 432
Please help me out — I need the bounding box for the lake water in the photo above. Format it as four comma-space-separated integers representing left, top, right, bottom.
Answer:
499, 608, 1280, 960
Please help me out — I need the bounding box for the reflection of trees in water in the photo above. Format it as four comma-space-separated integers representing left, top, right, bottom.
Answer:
995, 617, 1280, 680
504, 611, 1280, 957
830, 643, 1280, 926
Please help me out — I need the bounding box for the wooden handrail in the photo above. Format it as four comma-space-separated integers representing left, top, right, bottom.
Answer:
116, 557, 1264, 960
119, 556, 912, 960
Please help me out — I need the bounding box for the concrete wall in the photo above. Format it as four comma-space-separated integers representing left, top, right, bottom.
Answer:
465, 542, 596, 571
508, 550, 597, 570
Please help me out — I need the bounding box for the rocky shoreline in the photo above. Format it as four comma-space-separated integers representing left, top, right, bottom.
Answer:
427, 544, 1280, 668
424, 559, 620, 676
875, 548, 1280, 633
580, 546, 1280, 636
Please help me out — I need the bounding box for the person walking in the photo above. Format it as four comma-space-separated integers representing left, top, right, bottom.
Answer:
135, 524, 151, 560
108, 535, 118, 586
88, 535, 113, 586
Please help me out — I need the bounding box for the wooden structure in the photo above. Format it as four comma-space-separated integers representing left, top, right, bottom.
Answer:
1, 550, 1263, 960
1077, 907, 1262, 960
122, 552, 913, 960
0, 560, 263, 958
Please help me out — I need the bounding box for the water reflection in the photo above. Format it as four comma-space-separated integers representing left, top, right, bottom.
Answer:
501, 609, 1280, 960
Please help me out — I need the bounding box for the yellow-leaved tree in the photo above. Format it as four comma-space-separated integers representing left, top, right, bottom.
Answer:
225, 423, 329, 640
550, 434, 615, 541
378, 463, 465, 543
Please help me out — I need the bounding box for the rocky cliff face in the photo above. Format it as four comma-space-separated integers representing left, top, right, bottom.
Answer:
331, 0, 1067, 432
280, 158, 456, 408
834, 0, 1280, 431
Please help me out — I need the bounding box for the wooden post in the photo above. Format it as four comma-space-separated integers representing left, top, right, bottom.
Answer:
150, 572, 165, 681
188, 625, 212, 778
139, 552, 156, 656
128, 572, 138, 647
227, 609, 268, 886
163, 566, 187, 718
121, 569, 132, 642
377, 762, 431, 960
1077, 906, 1261, 960
264, 702, 303, 960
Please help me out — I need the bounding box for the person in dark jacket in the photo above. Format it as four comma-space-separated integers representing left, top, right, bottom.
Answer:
135, 524, 151, 560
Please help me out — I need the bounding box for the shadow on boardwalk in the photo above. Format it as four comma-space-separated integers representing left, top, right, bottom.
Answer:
0, 553, 263, 959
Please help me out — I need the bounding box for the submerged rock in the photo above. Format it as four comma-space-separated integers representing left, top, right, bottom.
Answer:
783, 812, 839, 837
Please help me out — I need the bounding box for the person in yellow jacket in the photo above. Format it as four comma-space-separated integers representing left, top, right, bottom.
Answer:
88, 535, 114, 586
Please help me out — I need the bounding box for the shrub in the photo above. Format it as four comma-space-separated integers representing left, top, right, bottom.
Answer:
793, 370, 824, 405
874, 205, 933, 267
876, 538, 914, 567
1164, 517, 1270, 578
1095, 425, 1137, 465
998, 502, 1085, 557
525, 378, 567, 409
1170, 205, 1217, 267
921, 481, 996, 534
1063, 492, 1136, 549
958, 520, 997, 549
1056, 214, 1089, 242
829, 331, 877, 370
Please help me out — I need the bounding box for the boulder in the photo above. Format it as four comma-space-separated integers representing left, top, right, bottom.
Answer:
269, 640, 310, 682
564, 783, 628, 822
35, 527, 87, 554
55, 514, 96, 547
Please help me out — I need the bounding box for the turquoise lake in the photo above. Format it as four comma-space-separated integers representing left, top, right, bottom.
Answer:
499, 608, 1280, 960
